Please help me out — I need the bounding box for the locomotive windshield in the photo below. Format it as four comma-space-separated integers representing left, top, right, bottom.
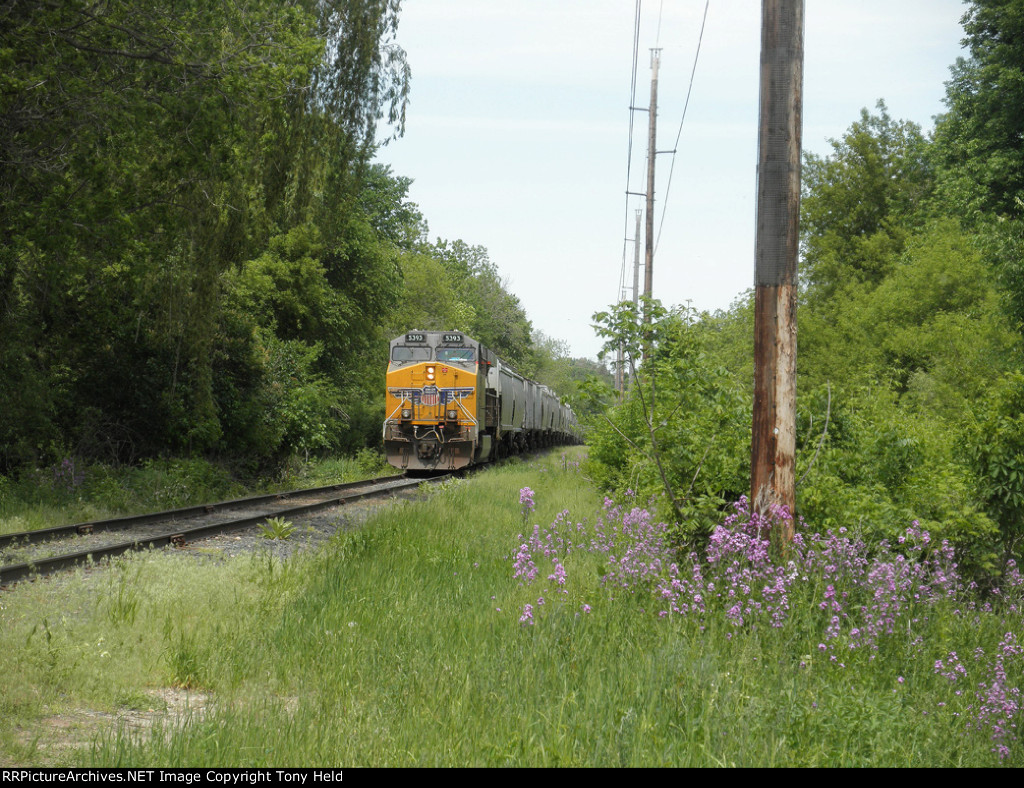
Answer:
392, 346, 431, 362
436, 348, 475, 364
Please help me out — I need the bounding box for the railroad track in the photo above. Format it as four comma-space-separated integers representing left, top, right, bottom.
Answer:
0, 473, 444, 586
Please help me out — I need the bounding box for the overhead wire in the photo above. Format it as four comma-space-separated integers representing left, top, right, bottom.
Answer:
655, 0, 711, 255
617, 0, 644, 305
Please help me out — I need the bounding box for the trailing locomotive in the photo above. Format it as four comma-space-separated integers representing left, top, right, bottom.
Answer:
384, 330, 581, 472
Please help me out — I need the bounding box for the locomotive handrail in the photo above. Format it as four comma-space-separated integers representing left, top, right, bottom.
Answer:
454, 398, 478, 426
383, 395, 413, 437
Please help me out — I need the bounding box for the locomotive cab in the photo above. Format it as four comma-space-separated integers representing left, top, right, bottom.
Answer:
384, 331, 489, 471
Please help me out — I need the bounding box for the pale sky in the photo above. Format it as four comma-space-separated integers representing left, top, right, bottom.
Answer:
376, 1, 970, 360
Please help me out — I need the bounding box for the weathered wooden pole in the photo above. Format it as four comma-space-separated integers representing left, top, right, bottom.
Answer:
751, 0, 803, 537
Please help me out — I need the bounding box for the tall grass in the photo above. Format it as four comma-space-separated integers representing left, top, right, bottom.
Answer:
89, 451, 1022, 766
1, 448, 1020, 766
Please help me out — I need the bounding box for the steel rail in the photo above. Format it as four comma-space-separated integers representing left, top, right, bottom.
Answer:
0, 474, 440, 586
0, 474, 405, 551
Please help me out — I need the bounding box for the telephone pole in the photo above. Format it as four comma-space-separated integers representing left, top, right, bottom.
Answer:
633, 209, 643, 312
615, 283, 626, 396
751, 0, 803, 537
643, 49, 660, 326
616, 210, 643, 396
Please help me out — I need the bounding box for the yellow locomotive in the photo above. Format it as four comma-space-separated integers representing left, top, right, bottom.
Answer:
383, 330, 580, 472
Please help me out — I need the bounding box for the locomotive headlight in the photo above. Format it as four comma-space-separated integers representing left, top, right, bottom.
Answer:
401, 409, 412, 420
426, 365, 436, 381
446, 410, 458, 421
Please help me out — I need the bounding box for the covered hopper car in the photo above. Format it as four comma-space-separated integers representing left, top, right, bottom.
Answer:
384, 330, 581, 472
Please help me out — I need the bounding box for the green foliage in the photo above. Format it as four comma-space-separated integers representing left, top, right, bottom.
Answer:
358, 164, 428, 250
528, 331, 613, 419
106, 562, 143, 628
229, 227, 335, 344
692, 293, 755, 390
802, 103, 932, 305
571, 375, 618, 428
388, 252, 476, 334
428, 239, 536, 371
801, 219, 1018, 413
792, 129, 1009, 564
259, 517, 297, 541
785, 95, 1023, 567
0, 0, 410, 470
933, 0, 1024, 217
217, 222, 385, 462
163, 619, 207, 690
589, 300, 751, 539
928, 0, 1024, 381
1, 0, 329, 459
795, 388, 997, 556
963, 207, 1024, 340
873, 223, 1016, 414
825, 102, 931, 222
132, 458, 242, 511
966, 373, 1024, 562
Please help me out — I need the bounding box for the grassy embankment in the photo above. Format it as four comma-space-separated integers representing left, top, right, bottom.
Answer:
0, 447, 1020, 766
0, 451, 393, 537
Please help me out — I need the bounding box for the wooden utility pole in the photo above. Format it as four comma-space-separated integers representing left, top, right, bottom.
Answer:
751, 0, 803, 537
643, 49, 660, 326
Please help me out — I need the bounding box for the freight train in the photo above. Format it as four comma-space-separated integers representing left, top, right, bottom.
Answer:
384, 330, 581, 472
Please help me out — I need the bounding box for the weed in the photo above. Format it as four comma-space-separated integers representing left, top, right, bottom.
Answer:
116, 690, 163, 712
25, 618, 81, 681
163, 619, 206, 690
106, 560, 143, 627
259, 517, 295, 540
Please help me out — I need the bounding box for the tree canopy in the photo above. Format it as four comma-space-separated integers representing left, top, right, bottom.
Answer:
0, 0, 415, 467
0, 3, 592, 473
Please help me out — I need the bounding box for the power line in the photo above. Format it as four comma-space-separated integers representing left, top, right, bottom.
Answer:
617, 0, 644, 305
655, 0, 711, 254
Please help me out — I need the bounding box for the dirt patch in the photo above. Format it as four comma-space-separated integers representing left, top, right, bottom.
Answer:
11, 688, 210, 766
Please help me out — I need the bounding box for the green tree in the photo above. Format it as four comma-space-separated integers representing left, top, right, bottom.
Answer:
388, 252, 476, 335
590, 300, 751, 537
800, 219, 1018, 410
429, 239, 535, 370
930, 2, 1024, 337
933, 0, 1024, 217
966, 373, 1024, 567
358, 164, 428, 250
526, 331, 612, 422
0, 0, 410, 468
801, 103, 932, 305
